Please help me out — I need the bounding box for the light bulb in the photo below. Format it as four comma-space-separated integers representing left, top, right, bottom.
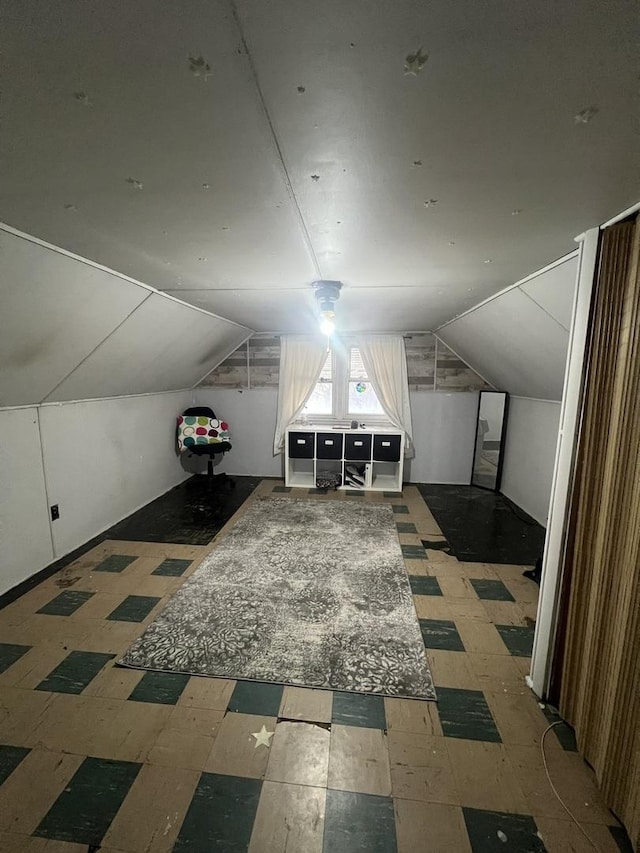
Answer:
319, 315, 335, 336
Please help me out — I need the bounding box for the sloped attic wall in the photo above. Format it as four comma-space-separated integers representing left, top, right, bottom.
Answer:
437, 253, 580, 524
0, 226, 251, 596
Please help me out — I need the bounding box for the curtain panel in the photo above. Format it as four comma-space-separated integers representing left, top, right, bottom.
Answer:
273, 335, 328, 454
554, 218, 640, 848
358, 335, 414, 457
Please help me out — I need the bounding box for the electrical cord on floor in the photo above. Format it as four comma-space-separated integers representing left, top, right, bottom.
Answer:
541, 722, 600, 851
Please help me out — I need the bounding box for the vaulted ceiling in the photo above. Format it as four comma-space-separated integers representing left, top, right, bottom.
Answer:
0, 0, 637, 333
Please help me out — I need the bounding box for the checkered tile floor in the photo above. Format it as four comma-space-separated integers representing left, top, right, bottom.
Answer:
0, 482, 629, 852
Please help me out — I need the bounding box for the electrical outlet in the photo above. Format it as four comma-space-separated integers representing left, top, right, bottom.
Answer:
50, 504, 59, 521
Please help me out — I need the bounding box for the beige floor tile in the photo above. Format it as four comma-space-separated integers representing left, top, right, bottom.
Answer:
279, 686, 332, 723
484, 690, 550, 746
446, 739, 529, 813
427, 651, 480, 690
503, 577, 541, 604
0, 645, 70, 690
36, 694, 171, 761
413, 595, 452, 620
455, 620, 508, 655
205, 713, 276, 779
328, 725, 391, 796
0, 749, 84, 834
248, 781, 326, 853
456, 563, 500, 580
540, 753, 619, 826
438, 577, 478, 599
177, 676, 235, 710
481, 600, 530, 626
514, 656, 533, 678
82, 664, 144, 699
394, 799, 472, 853
534, 817, 623, 852
425, 562, 468, 578
466, 653, 529, 694
102, 763, 199, 852
265, 720, 330, 787
447, 598, 491, 622
0, 687, 58, 746
388, 731, 458, 804
384, 697, 442, 736
423, 549, 458, 564
147, 707, 225, 770
62, 592, 129, 621
0, 835, 49, 853
404, 561, 430, 577
506, 744, 574, 820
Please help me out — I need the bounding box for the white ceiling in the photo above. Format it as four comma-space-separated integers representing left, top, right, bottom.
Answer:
0, 0, 637, 333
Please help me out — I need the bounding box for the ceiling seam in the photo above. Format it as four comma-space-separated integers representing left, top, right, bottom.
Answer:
39, 292, 154, 404
432, 333, 497, 390
228, 0, 323, 281
518, 289, 570, 333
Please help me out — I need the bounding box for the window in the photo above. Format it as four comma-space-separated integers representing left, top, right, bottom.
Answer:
303, 349, 333, 415
304, 343, 385, 420
348, 347, 384, 416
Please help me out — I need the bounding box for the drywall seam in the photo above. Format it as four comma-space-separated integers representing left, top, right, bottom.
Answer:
0, 221, 250, 329
190, 331, 254, 389
519, 289, 571, 333
509, 396, 563, 404
41, 292, 153, 403
35, 408, 56, 558
435, 251, 580, 332
227, 0, 323, 280
432, 334, 496, 390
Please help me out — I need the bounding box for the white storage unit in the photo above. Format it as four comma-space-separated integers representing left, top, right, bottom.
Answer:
285, 425, 405, 491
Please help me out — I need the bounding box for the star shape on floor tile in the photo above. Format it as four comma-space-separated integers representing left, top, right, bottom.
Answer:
251, 725, 274, 748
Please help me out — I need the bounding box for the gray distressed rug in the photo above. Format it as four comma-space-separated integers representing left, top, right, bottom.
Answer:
119, 497, 436, 700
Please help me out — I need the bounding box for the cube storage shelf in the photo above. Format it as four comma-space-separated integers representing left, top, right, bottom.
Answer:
285, 426, 405, 492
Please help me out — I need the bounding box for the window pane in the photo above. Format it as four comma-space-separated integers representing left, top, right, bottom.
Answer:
350, 347, 368, 380
304, 382, 332, 414
348, 381, 384, 415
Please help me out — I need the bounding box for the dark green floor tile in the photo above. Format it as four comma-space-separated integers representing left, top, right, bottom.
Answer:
272, 486, 291, 493
152, 558, 192, 577
227, 681, 283, 716
36, 590, 95, 616
419, 619, 465, 652
396, 521, 417, 534
346, 490, 364, 496
409, 575, 442, 596
0, 745, 30, 786
323, 789, 397, 853
34, 757, 141, 846
383, 491, 402, 498
469, 579, 515, 602
391, 505, 409, 514
128, 671, 190, 705
437, 687, 502, 743
609, 825, 635, 852
401, 544, 426, 559
495, 624, 535, 657
94, 554, 137, 573
332, 692, 386, 730
106, 595, 161, 623
540, 705, 578, 751
0, 643, 31, 675
174, 772, 261, 853
462, 807, 545, 852
36, 651, 114, 694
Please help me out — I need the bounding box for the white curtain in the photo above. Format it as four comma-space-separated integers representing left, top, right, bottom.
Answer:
358, 335, 414, 457
273, 335, 328, 454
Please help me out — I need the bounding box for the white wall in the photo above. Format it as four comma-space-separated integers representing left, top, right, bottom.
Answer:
0, 390, 193, 596
500, 397, 561, 526
0, 407, 54, 594
196, 387, 478, 485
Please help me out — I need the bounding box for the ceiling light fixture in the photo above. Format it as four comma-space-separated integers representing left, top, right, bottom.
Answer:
312, 280, 342, 337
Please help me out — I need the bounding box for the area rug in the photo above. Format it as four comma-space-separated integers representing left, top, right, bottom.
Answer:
119, 497, 436, 700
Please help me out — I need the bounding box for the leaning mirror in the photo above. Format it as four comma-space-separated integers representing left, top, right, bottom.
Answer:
471, 391, 509, 491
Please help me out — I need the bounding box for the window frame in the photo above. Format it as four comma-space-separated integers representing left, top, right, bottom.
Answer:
303, 338, 390, 426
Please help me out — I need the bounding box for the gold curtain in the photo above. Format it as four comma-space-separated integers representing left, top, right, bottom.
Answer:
556, 217, 640, 848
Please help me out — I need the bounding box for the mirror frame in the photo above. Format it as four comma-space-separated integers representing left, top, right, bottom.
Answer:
471, 390, 510, 492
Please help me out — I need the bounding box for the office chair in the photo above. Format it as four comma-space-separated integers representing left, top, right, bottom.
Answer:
177, 406, 232, 488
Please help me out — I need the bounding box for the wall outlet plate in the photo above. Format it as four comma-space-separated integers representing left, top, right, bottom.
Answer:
50, 504, 59, 521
